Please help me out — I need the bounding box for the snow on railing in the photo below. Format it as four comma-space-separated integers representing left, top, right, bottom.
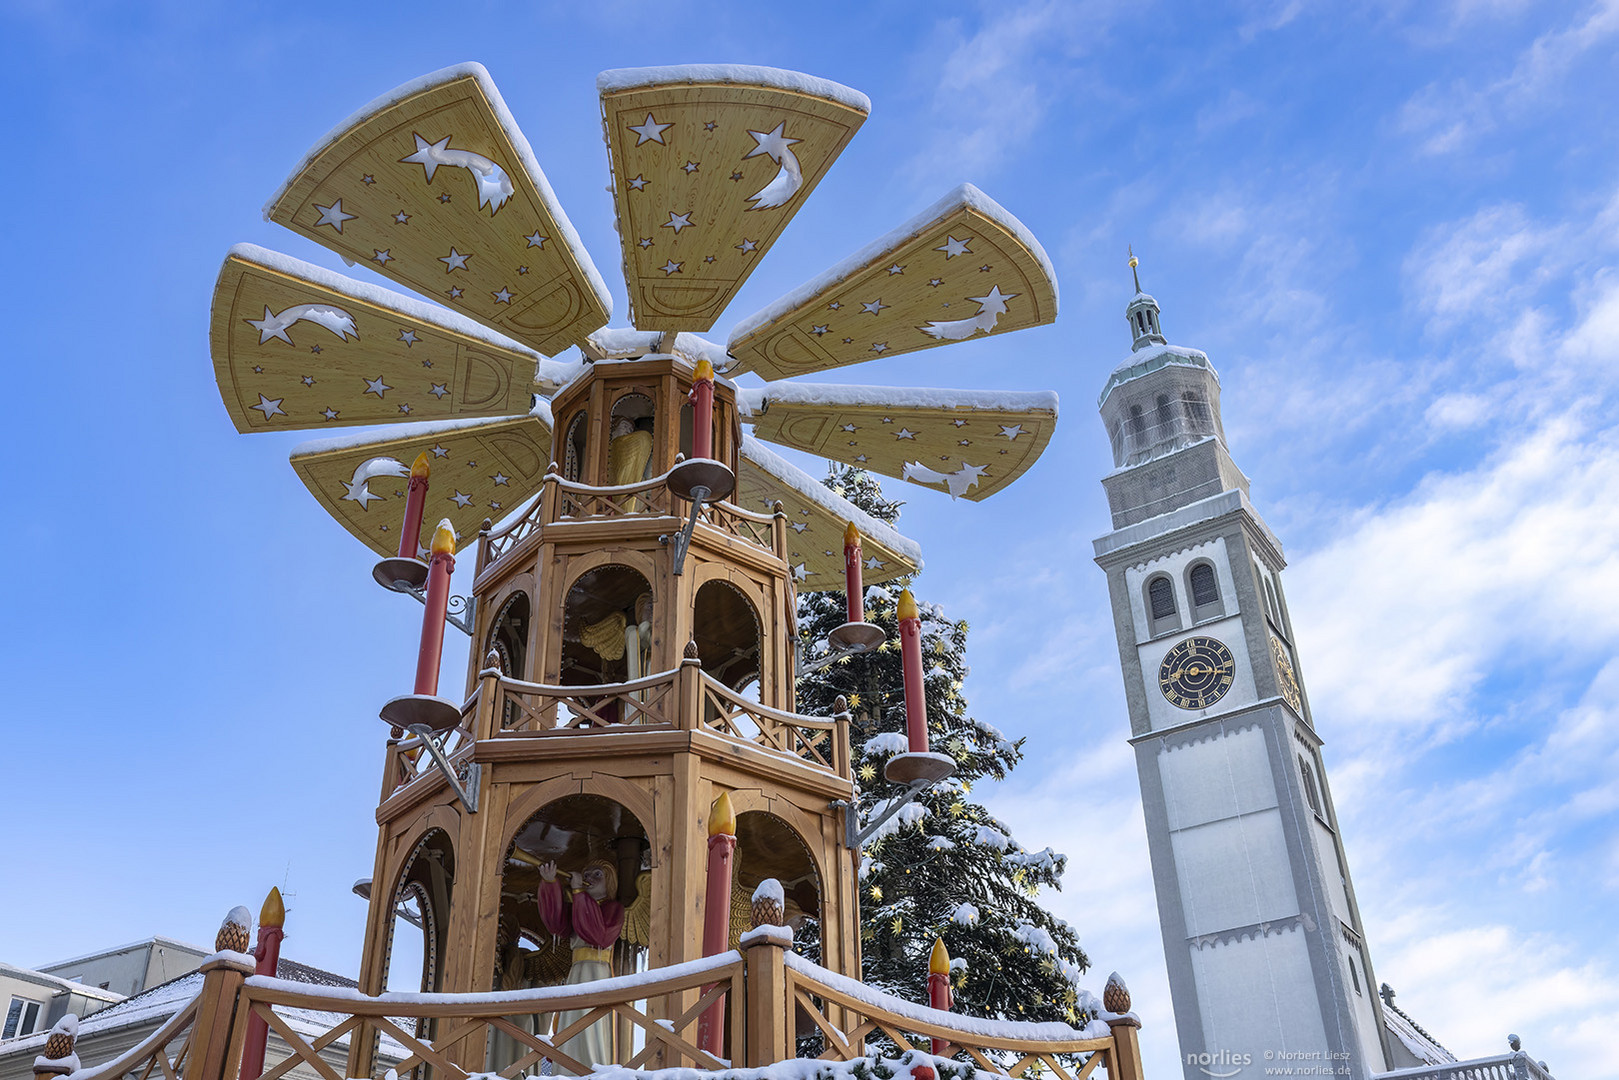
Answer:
1375, 1050, 1553, 1080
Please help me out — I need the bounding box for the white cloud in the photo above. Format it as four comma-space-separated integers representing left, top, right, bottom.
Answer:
1403, 203, 1562, 331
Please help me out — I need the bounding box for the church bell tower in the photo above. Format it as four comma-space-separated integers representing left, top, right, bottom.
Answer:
1092, 258, 1395, 1080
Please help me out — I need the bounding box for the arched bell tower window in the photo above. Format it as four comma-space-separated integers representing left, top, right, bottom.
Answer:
1129, 404, 1147, 447
1155, 393, 1176, 438
1146, 574, 1179, 636
562, 410, 588, 483
1187, 562, 1224, 622
607, 393, 656, 486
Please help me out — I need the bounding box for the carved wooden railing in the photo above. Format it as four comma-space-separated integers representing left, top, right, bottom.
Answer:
233, 952, 744, 1080
475, 470, 785, 578
699, 673, 850, 779
43, 916, 1147, 1080
488, 669, 681, 734
381, 694, 478, 801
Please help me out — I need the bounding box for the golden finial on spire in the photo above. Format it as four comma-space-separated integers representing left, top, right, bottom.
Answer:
1128, 245, 1142, 293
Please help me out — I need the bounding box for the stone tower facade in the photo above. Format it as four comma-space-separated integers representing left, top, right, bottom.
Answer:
1093, 282, 1394, 1080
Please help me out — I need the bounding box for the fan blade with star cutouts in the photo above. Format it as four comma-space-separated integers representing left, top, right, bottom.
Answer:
737, 439, 919, 589
598, 65, 870, 332
211, 244, 584, 433
724, 184, 1058, 380
264, 63, 612, 357
289, 407, 554, 556
739, 383, 1057, 502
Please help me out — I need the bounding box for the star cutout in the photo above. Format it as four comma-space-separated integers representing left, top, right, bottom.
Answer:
393, 210, 410, 224
448, 286, 464, 299
492, 286, 514, 304
398, 329, 419, 346
517, 265, 529, 275
811, 325, 829, 336
871, 342, 889, 353
704, 120, 717, 131
842, 337, 853, 344
953, 419, 967, 427
855, 454, 869, 462
252, 365, 262, 373
663, 210, 694, 233
429, 383, 449, 399
491, 472, 509, 486
400, 134, 453, 180
682, 160, 700, 174
861, 299, 888, 315
421, 359, 433, 368
729, 171, 743, 181
895, 428, 916, 439
251, 394, 285, 420
790, 522, 807, 533
736, 238, 758, 253
704, 255, 716, 263
958, 439, 972, 446
928, 278, 944, 287
638, 237, 654, 249
341, 478, 382, 509
841, 423, 857, 432
999, 423, 1026, 440
430, 445, 449, 457
310, 345, 322, 354
828, 301, 841, 310
864, 556, 885, 570
979, 264, 992, 272
363, 375, 391, 398
322, 407, 339, 420
361, 174, 375, 185
526, 231, 549, 248
450, 490, 473, 508
627, 175, 648, 191
881, 417, 894, 423
628, 113, 673, 145
745, 122, 800, 161
887, 264, 905, 275
791, 563, 809, 581
660, 259, 683, 275
439, 247, 471, 272
438, 193, 451, 203
398, 403, 412, 414
372, 249, 392, 264
313, 199, 356, 232
970, 285, 1018, 315
936, 235, 972, 259
489, 501, 502, 511
301, 375, 315, 386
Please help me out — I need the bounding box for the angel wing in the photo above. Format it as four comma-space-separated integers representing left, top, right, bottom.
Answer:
580, 612, 628, 661
622, 870, 654, 948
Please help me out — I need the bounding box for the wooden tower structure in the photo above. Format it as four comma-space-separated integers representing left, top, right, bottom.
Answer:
207, 60, 1065, 1073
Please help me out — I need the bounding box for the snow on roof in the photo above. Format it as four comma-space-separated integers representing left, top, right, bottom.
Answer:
596, 64, 871, 115
37, 936, 207, 973
737, 381, 1057, 418
225, 244, 584, 390
1380, 992, 1456, 1066
728, 184, 1057, 348
261, 62, 612, 323
289, 399, 554, 459
0, 962, 126, 1004
1096, 342, 1216, 408
740, 436, 922, 568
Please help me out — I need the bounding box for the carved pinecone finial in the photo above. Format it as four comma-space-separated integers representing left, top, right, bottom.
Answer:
484, 648, 502, 671
684, 640, 700, 660
1509, 1035, 1522, 1052
216, 905, 252, 953
834, 695, 849, 714
1103, 972, 1131, 1013
40, 1016, 77, 1061
751, 878, 785, 928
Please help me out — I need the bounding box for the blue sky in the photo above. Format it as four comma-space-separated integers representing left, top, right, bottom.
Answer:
3, 2, 1617, 1078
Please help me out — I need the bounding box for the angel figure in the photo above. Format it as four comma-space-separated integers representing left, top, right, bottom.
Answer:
537, 859, 625, 1073
607, 415, 654, 510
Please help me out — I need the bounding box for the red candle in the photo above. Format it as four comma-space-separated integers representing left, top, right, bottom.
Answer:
843, 521, 864, 625
898, 589, 928, 754
413, 520, 457, 696
238, 889, 286, 1080
397, 451, 431, 559
690, 358, 715, 461
698, 792, 737, 1055
928, 938, 952, 1056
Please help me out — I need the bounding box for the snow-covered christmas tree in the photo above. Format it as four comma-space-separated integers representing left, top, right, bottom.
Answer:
797, 465, 1094, 1028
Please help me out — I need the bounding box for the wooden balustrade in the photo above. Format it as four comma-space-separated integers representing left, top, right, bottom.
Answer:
698, 673, 850, 779
487, 669, 682, 734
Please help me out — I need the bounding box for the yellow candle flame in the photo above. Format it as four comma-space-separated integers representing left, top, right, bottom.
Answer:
410, 451, 432, 480
897, 588, 918, 621
260, 886, 285, 928
709, 790, 736, 836
844, 520, 861, 547
930, 937, 950, 976
430, 519, 457, 556
693, 358, 714, 382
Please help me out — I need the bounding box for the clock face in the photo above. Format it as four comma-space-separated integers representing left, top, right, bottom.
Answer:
1271, 636, 1303, 713
1158, 636, 1236, 710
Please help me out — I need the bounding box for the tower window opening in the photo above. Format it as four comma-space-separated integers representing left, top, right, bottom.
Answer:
1298, 753, 1323, 815
608, 393, 657, 487
1136, 311, 1146, 334
1189, 563, 1220, 607
1129, 404, 1146, 445
1148, 576, 1176, 620
1155, 394, 1175, 437
562, 410, 588, 483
